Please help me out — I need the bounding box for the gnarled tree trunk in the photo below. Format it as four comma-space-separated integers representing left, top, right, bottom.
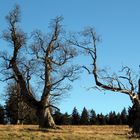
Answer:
37, 107, 56, 128
129, 102, 140, 135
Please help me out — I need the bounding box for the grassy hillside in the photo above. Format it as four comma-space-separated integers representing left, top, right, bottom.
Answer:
0, 125, 136, 140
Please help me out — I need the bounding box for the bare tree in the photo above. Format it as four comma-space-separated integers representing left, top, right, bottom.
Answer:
0, 5, 79, 128
70, 27, 140, 135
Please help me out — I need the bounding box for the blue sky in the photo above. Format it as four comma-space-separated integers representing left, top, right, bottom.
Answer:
0, 0, 140, 114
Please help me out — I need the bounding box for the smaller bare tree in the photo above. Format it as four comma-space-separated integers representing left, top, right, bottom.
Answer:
70, 27, 140, 135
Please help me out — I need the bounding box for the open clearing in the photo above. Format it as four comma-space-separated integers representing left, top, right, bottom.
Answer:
0, 125, 137, 140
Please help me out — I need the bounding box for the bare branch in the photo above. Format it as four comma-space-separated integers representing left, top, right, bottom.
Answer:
76, 27, 138, 103
0, 75, 15, 82
45, 104, 60, 111
82, 66, 92, 74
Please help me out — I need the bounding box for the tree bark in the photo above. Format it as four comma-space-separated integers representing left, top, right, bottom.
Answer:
131, 103, 140, 135
37, 106, 56, 129
11, 55, 56, 128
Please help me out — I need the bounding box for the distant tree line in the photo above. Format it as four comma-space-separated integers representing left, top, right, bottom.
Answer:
0, 101, 132, 125
53, 107, 129, 125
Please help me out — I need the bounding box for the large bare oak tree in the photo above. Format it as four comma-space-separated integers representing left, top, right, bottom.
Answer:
0, 5, 79, 128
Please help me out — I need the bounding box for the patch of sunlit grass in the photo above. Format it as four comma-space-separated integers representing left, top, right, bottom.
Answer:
0, 125, 135, 140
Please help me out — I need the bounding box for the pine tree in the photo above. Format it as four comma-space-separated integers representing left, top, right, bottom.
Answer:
61, 112, 71, 125
89, 109, 97, 125
53, 110, 62, 125
80, 107, 89, 125
116, 113, 122, 125
108, 111, 117, 125
53, 111, 71, 125
120, 108, 128, 125
71, 107, 80, 125
97, 113, 106, 125
104, 114, 109, 125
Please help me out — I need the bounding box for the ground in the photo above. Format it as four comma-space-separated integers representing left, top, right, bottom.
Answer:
0, 125, 137, 140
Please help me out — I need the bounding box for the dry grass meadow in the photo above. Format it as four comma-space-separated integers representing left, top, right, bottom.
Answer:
0, 125, 138, 140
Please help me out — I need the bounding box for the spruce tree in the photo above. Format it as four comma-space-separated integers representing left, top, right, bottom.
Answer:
53, 111, 71, 125
108, 111, 117, 125
97, 113, 106, 125
61, 112, 71, 125
53, 110, 62, 125
71, 107, 80, 125
120, 108, 128, 125
80, 107, 89, 125
90, 109, 97, 125
116, 113, 122, 125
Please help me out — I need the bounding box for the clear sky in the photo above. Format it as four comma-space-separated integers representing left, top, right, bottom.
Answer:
0, 0, 140, 114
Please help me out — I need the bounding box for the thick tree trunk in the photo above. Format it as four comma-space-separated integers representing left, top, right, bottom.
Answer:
131, 79, 140, 136
131, 103, 140, 135
128, 99, 140, 136
37, 107, 56, 129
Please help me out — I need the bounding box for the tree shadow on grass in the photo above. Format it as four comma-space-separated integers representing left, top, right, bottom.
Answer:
24, 126, 63, 133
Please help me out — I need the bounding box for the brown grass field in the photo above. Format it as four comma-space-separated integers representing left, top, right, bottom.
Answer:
0, 125, 138, 140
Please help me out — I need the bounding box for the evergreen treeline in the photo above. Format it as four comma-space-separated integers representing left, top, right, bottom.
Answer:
0, 103, 131, 125
53, 107, 128, 125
